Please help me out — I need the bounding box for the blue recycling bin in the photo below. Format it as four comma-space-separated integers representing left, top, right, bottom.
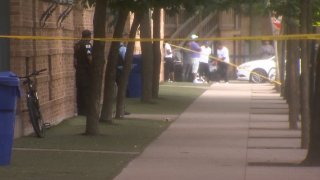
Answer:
131, 55, 142, 73
127, 55, 142, 98
0, 71, 20, 166
127, 73, 142, 98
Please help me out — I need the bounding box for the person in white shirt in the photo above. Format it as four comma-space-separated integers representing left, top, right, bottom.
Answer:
188, 34, 202, 81
217, 41, 230, 83
199, 41, 212, 82
164, 42, 174, 82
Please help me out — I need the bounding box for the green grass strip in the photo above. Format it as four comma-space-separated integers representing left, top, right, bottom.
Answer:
0, 82, 207, 180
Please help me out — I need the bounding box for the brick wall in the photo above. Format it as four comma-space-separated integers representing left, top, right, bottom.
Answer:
10, 0, 94, 136
10, 0, 164, 137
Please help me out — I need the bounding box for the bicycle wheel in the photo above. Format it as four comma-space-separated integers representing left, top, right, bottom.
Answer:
27, 96, 45, 137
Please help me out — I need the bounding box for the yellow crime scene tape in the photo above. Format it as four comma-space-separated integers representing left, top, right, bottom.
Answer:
1, 33, 320, 42
2, 33, 317, 85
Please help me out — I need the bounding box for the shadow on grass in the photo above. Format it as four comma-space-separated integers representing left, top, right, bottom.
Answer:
2, 117, 170, 180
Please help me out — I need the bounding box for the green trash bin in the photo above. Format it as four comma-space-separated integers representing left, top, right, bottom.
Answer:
0, 71, 20, 166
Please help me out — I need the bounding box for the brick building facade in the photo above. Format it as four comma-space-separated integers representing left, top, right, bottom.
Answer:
6, 0, 165, 137
9, 0, 94, 136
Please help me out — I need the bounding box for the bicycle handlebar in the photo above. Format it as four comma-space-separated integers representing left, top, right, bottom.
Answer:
20, 69, 47, 79
33, 69, 47, 76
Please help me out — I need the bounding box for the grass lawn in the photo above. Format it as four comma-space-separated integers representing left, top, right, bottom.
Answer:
0, 82, 208, 180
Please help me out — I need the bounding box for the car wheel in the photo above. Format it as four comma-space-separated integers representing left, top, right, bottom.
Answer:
268, 68, 276, 82
250, 69, 267, 83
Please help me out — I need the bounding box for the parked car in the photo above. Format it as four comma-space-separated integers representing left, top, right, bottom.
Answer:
236, 56, 276, 83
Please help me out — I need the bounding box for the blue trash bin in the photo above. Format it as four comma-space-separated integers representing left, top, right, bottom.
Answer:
131, 55, 142, 73
127, 73, 142, 98
0, 71, 20, 166
127, 55, 142, 98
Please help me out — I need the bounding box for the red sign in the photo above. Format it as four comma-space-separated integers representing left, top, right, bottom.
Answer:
271, 17, 282, 30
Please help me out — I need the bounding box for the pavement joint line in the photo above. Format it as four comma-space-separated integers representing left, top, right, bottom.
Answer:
249, 120, 289, 122
250, 112, 288, 115
247, 162, 301, 167
251, 107, 288, 109
247, 147, 301, 149
13, 148, 140, 155
252, 92, 277, 93
251, 103, 287, 105
251, 100, 285, 102
249, 127, 300, 130
248, 136, 301, 139
251, 96, 283, 98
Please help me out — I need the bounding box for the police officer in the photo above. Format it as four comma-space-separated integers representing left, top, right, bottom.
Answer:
74, 30, 92, 116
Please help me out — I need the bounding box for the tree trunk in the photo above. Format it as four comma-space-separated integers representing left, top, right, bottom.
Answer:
86, 0, 107, 135
140, 11, 154, 102
302, 43, 320, 166
115, 12, 143, 118
152, 7, 162, 98
300, 0, 312, 149
268, 11, 281, 92
286, 19, 300, 130
100, 10, 128, 123
273, 40, 281, 91
279, 39, 287, 97
277, 17, 287, 98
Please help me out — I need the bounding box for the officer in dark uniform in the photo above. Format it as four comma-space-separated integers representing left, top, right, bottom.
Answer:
74, 30, 92, 116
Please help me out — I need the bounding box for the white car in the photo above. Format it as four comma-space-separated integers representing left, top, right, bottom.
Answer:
236, 56, 276, 83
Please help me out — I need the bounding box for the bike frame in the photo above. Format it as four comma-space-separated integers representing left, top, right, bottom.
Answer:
20, 69, 47, 137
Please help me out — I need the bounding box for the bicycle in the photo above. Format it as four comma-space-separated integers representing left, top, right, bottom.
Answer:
20, 69, 48, 137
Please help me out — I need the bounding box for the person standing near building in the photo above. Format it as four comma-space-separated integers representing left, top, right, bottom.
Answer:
188, 34, 201, 81
199, 41, 212, 82
164, 41, 174, 82
217, 41, 230, 83
116, 42, 130, 116
182, 41, 193, 82
117, 42, 126, 84
260, 40, 275, 58
119, 42, 127, 61
74, 30, 92, 116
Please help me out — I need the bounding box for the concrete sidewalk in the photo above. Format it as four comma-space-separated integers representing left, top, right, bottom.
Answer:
114, 83, 320, 180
